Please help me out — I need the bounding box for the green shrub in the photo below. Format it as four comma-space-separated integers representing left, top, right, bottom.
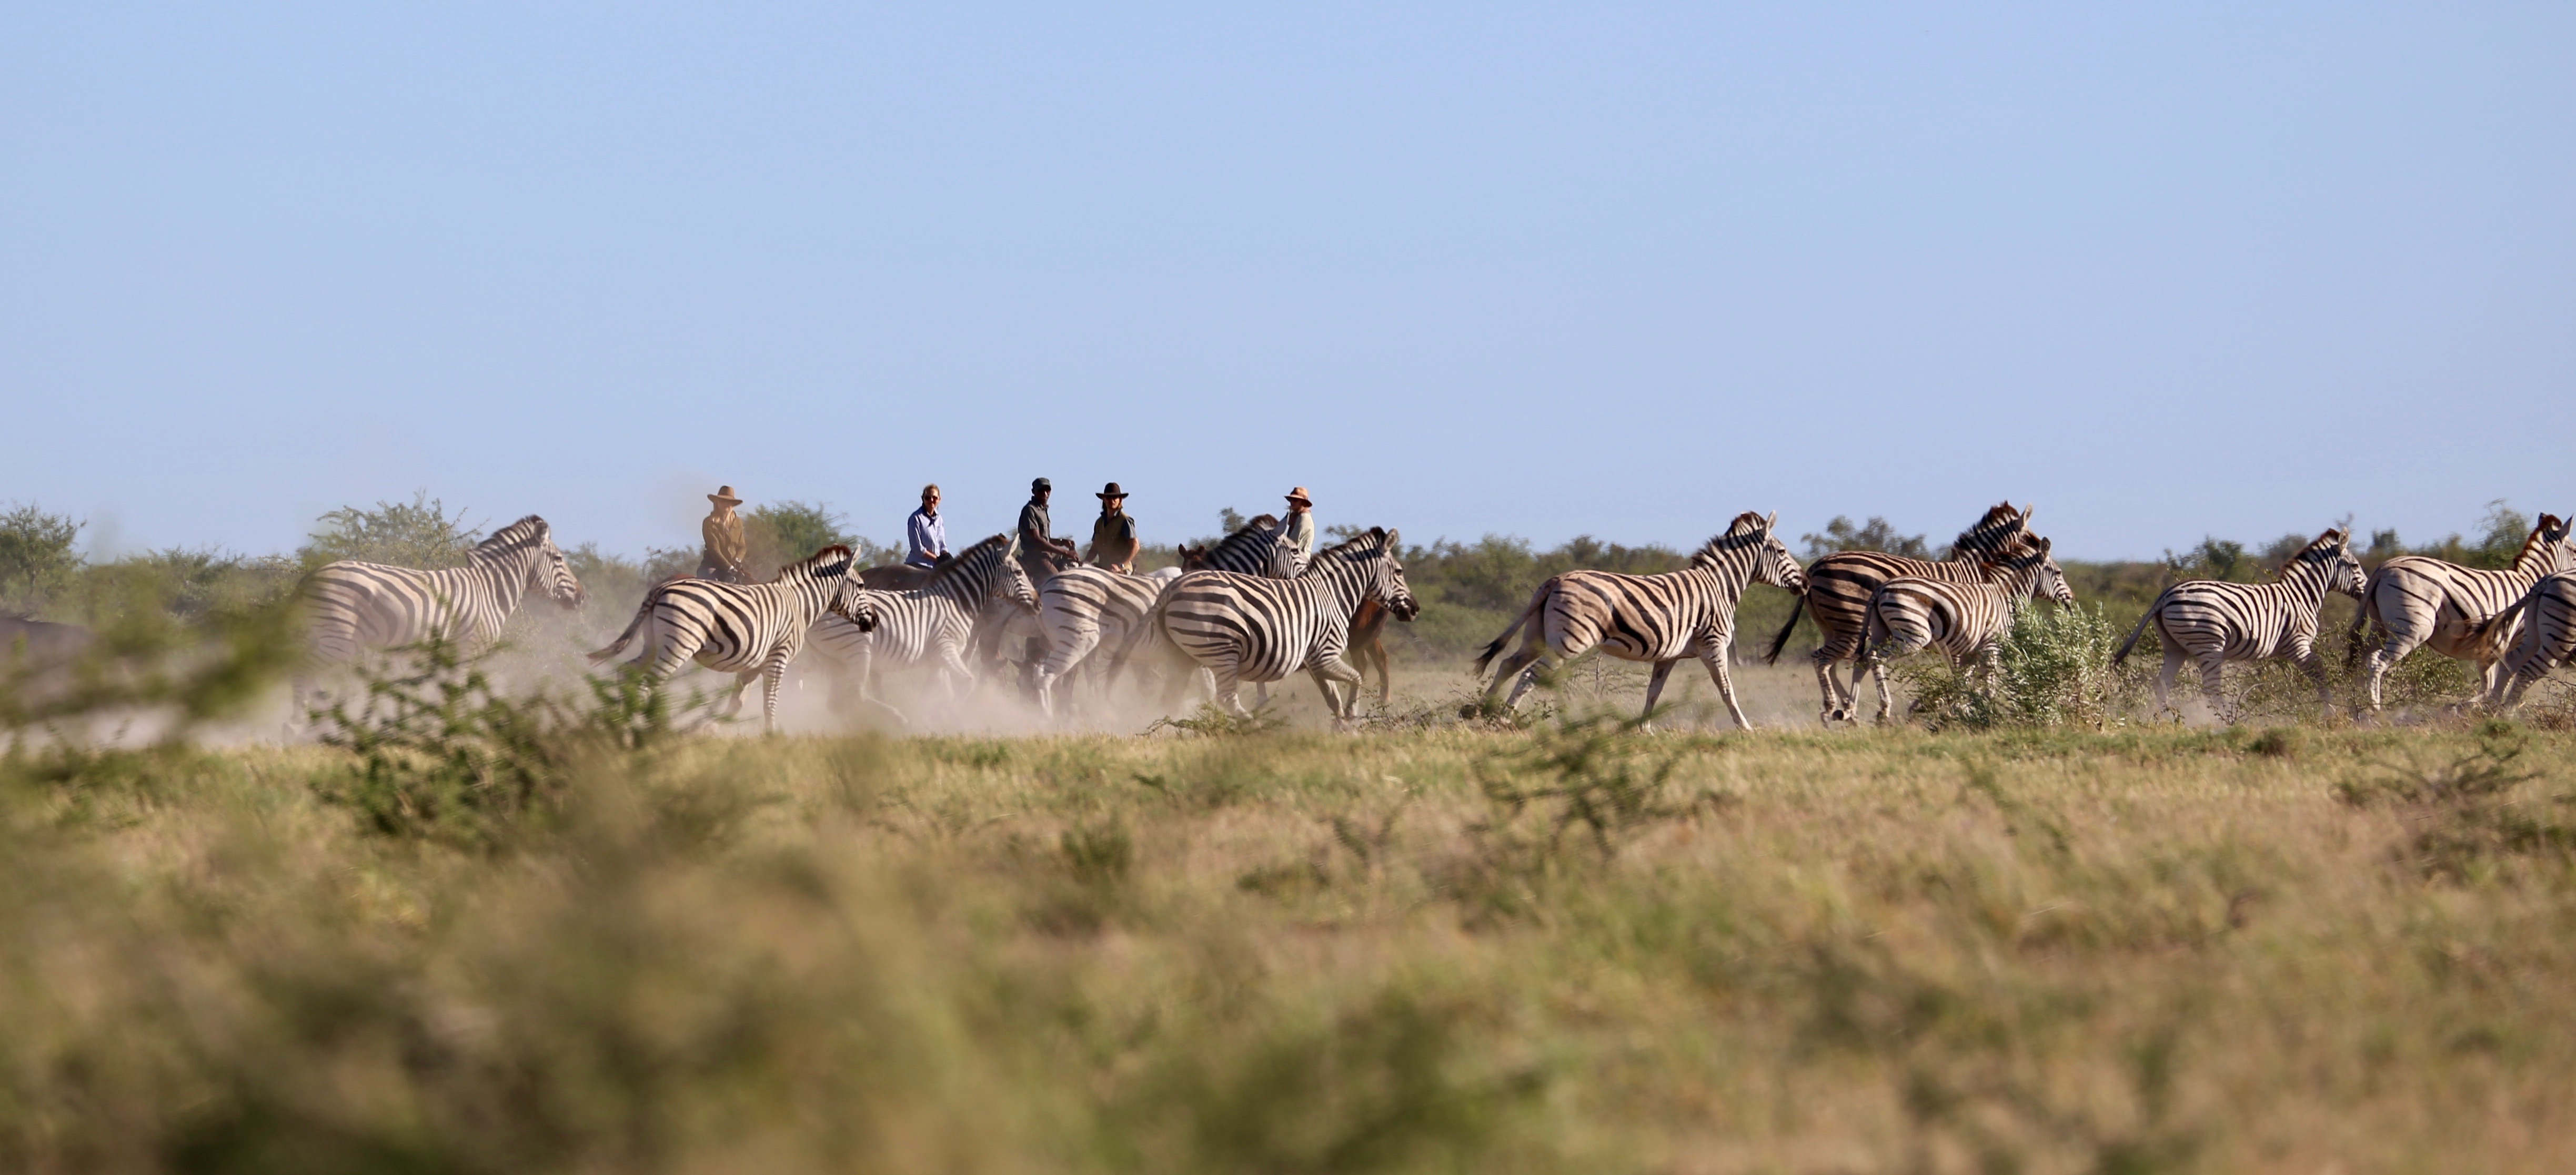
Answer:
1897, 602, 2121, 730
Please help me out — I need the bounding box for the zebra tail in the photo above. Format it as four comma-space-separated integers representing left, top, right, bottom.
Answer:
2110, 602, 2158, 667
587, 597, 652, 663
1472, 589, 1544, 677
2342, 570, 2379, 668
1761, 592, 1807, 665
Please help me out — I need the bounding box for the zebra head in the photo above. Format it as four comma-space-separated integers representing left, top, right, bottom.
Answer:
1951, 501, 2034, 562
480, 516, 586, 610
2292, 529, 2367, 599
2530, 513, 2575, 576
829, 580, 881, 633
1988, 536, 2073, 607
1365, 528, 1420, 621
1185, 513, 1287, 575
1694, 512, 1807, 595
997, 536, 1039, 610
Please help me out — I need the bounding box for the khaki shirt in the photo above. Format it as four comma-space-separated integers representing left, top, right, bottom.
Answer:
1090, 511, 1139, 569
702, 510, 748, 573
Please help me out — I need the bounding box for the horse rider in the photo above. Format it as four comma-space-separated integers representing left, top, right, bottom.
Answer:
1281, 486, 1316, 562
905, 483, 949, 568
1086, 482, 1141, 573
698, 485, 750, 582
1017, 478, 1082, 581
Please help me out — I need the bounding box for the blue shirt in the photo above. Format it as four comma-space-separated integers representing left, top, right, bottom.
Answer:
904, 507, 948, 567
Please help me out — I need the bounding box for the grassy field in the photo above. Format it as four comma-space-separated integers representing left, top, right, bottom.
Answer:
8, 682, 2576, 1172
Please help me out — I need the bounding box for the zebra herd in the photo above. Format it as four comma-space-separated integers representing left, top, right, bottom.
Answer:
283, 502, 2576, 733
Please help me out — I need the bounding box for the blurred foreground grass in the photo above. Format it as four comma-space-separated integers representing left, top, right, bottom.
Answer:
7, 717, 2576, 1173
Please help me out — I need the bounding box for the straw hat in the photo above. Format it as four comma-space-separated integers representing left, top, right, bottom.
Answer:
1284, 486, 1313, 507
1097, 482, 1128, 500
708, 485, 743, 505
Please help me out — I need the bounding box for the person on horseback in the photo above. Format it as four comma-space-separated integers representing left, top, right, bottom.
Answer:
697, 485, 750, 582
1087, 482, 1141, 573
1017, 478, 1081, 581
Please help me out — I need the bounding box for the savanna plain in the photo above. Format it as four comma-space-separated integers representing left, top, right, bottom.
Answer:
6, 499, 2576, 1173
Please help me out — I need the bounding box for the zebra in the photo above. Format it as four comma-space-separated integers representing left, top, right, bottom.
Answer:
1855, 536, 2072, 720
1027, 565, 1183, 718
809, 534, 1037, 713
586, 545, 874, 733
1763, 502, 2034, 725
2111, 528, 2366, 722
296, 515, 586, 706
1150, 527, 1418, 725
1178, 513, 1302, 577
2347, 513, 2574, 712
2482, 572, 2576, 711
1474, 511, 1806, 730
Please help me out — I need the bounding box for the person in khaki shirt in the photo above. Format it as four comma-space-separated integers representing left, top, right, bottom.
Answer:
698, 485, 750, 582
1086, 482, 1140, 572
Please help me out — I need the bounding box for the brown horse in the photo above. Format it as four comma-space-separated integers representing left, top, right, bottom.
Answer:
1347, 597, 1394, 707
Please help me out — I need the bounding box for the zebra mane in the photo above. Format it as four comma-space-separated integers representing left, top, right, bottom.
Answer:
1312, 526, 1393, 563
1688, 513, 1775, 566
780, 544, 856, 583
1951, 502, 2030, 560
2285, 528, 2349, 567
471, 515, 552, 561
927, 534, 1013, 590
1195, 514, 1283, 564
2514, 514, 2573, 572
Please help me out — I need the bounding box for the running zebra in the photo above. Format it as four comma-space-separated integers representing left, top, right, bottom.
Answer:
810, 534, 1037, 710
299, 514, 586, 668
2112, 528, 2366, 722
1152, 527, 1418, 724
2486, 572, 2576, 711
1763, 502, 2034, 725
1474, 511, 1805, 730
586, 545, 874, 733
1856, 537, 2072, 719
1028, 565, 1183, 718
2348, 513, 2574, 711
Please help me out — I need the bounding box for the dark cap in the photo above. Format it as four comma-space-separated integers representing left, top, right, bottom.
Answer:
1031, 477, 1051, 493
1097, 481, 1128, 499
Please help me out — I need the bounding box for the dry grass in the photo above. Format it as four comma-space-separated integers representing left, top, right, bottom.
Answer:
7, 700, 2576, 1173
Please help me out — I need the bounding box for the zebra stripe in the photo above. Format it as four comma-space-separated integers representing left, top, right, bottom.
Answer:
1473, 511, 1805, 730
1857, 537, 2072, 717
1765, 502, 2034, 724
1153, 527, 1417, 723
586, 544, 870, 732
300, 514, 585, 665
2352, 513, 2574, 710
2111, 529, 2365, 721
2487, 572, 2576, 710
811, 534, 1036, 706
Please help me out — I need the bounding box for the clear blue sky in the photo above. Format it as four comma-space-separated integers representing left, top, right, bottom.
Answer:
5, 4, 2570, 561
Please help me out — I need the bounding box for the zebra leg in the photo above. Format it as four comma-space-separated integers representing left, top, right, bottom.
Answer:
2198, 654, 2231, 725
723, 668, 761, 723
1700, 646, 1756, 731
762, 653, 790, 735
1808, 647, 1848, 725
1500, 657, 1549, 712
1310, 657, 1366, 727
1208, 659, 1253, 719
2156, 646, 2182, 720
1639, 659, 1679, 728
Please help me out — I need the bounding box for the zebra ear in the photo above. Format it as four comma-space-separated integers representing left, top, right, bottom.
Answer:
1382, 528, 1400, 549
1764, 511, 1777, 532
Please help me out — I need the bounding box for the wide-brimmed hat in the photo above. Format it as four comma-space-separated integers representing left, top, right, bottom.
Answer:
708, 485, 742, 505
1284, 486, 1313, 506
1097, 482, 1128, 500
